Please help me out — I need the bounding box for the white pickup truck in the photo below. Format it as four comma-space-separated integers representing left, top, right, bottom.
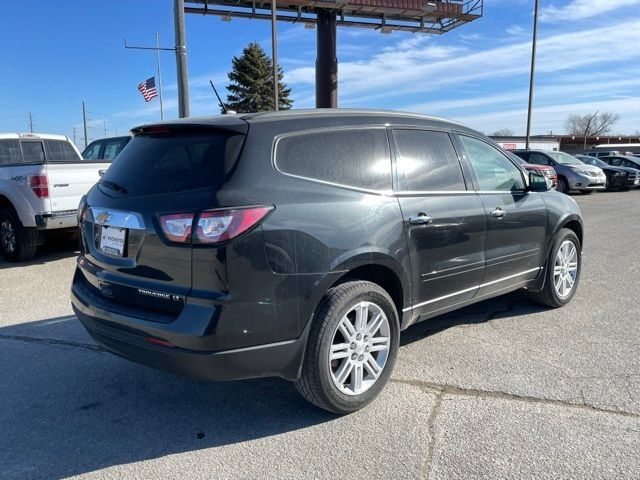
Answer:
0, 133, 111, 261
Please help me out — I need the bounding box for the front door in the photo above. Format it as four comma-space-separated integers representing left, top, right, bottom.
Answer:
456, 135, 548, 297
392, 128, 486, 319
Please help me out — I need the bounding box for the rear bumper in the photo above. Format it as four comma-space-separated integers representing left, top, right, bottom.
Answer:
35, 210, 77, 230
71, 269, 308, 382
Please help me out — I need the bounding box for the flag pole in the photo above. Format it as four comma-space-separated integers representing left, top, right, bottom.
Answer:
155, 33, 164, 121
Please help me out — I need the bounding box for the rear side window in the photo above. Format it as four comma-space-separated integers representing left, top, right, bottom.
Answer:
392, 129, 465, 191
20, 141, 45, 163
100, 131, 245, 196
275, 128, 391, 191
0, 139, 22, 165
45, 140, 82, 162
103, 139, 127, 160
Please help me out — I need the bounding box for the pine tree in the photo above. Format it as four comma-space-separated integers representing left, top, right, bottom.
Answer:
226, 42, 293, 113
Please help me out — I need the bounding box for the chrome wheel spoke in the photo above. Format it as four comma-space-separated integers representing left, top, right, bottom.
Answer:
365, 313, 383, 336
330, 342, 351, 361
334, 359, 354, 385
354, 303, 369, 331
370, 336, 389, 352
363, 355, 381, 379
338, 316, 356, 339
352, 364, 363, 393
553, 240, 579, 299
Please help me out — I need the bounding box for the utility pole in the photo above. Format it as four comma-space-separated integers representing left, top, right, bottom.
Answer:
316, 9, 338, 108
525, 0, 539, 150
82, 101, 88, 148
124, 34, 173, 120
174, 0, 189, 117
103, 121, 108, 138
271, 1, 279, 111
73, 127, 77, 145
27, 111, 35, 133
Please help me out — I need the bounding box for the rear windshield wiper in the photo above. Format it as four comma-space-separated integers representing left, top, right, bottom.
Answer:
99, 179, 128, 194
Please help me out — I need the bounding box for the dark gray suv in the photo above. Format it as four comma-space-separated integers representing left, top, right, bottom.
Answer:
72, 109, 583, 413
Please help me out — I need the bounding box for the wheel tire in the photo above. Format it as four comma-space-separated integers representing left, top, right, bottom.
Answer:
0, 208, 38, 262
528, 228, 581, 308
295, 280, 400, 414
557, 177, 569, 194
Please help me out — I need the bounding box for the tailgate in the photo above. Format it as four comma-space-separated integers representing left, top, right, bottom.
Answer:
45, 162, 109, 212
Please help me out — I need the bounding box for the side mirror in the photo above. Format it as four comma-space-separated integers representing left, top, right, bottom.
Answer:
528, 171, 553, 192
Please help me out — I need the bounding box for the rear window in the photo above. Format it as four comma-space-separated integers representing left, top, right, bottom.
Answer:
275, 128, 391, 191
20, 141, 45, 163
44, 140, 82, 162
100, 131, 245, 196
0, 139, 22, 165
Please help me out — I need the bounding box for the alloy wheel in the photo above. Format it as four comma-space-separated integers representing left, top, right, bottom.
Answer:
329, 301, 390, 396
0, 219, 16, 254
553, 240, 578, 299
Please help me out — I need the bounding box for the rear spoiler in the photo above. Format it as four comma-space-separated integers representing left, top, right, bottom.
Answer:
131, 116, 249, 136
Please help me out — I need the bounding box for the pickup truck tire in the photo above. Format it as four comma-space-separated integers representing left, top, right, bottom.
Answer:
0, 208, 38, 262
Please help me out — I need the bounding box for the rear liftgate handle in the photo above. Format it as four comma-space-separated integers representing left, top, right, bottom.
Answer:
409, 212, 433, 225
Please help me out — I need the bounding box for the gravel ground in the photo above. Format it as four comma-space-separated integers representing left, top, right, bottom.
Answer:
1, 190, 638, 479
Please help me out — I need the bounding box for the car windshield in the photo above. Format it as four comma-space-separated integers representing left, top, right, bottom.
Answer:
577, 156, 604, 166
546, 151, 582, 165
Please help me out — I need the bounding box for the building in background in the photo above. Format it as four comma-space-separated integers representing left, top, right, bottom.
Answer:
490, 135, 559, 152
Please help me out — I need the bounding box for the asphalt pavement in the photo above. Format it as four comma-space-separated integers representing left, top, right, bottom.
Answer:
1, 191, 638, 479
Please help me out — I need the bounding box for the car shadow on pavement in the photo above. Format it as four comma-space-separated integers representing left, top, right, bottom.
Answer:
0, 316, 336, 479
400, 290, 548, 346
0, 232, 78, 269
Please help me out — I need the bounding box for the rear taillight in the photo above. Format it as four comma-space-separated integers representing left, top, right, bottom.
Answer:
158, 206, 273, 244
159, 213, 194, 243
29, 175, 49, 198
195, 206, 273, 244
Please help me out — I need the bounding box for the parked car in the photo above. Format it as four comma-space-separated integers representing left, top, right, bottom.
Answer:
0, 133, 111, 261
574, 155, 640, 190
512, 149, 606, 194
583, 150, 622, 158
82, 136, 131, 161
506, 151, 557, 187
72, 110, 583, 413
599, 155, 640, 172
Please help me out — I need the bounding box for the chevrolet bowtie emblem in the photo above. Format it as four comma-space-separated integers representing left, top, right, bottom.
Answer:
95, 212, 112, 224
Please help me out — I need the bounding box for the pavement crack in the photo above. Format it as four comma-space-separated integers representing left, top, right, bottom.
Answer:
422, 390, 444, 480
391, 378, 640, 419
0, 334, 104, 352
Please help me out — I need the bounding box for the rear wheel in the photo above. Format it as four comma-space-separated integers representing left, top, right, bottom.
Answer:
556, 177, 569, 194
0, 208, 38, 262
295, 281, 399, 414
529, 228, 581, 308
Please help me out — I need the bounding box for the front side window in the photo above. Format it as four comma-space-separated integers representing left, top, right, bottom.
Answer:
276, 128, 391, 191
393, 129, 465, 191
20, 141, 45, 163
459, 135, 525, 191
82, 141, 103, 160
0, 139, 22, 165
45, 140, 82, 162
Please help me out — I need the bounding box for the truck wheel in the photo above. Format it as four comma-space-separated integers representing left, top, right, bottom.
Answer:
0, 208, 38, 262
529, 228, 581, 308
295, 281, 399, 414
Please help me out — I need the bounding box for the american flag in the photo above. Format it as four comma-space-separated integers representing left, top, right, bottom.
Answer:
138, 77, 157, 102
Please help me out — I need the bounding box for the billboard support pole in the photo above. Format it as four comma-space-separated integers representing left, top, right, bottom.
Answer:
174, 0, 190, 117
316, 9, 337, 108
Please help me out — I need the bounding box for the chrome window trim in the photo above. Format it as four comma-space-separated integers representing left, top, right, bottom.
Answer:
403, 267, 541, 312
88, 207, 146, 230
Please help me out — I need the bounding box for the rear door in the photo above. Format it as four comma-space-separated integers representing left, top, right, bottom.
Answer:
456, 134, 547, 294
44, 139, 105, 212
392, 128, 486, 317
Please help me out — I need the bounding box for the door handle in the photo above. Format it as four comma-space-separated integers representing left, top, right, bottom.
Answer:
409, 212, 432, 225
490, 207, 506, 219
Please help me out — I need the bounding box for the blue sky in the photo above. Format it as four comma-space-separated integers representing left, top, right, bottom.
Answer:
1, 0, 639, 146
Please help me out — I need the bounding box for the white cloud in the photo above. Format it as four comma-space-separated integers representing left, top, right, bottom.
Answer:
540, 0, 640, 22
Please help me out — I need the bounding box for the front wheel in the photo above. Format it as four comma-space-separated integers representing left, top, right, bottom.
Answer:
556, 177, 569, 194
295, 281, 399, 414
529, 228, 581, 308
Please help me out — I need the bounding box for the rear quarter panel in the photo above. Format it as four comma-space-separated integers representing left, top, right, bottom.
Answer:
46, 162, 110, 212
0, 164, 50, 226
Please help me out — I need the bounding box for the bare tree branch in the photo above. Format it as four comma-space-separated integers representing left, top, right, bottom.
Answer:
491, 128, 515, 136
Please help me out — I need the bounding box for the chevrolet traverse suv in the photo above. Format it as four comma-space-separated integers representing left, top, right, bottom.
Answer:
72, 110, 583, 413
